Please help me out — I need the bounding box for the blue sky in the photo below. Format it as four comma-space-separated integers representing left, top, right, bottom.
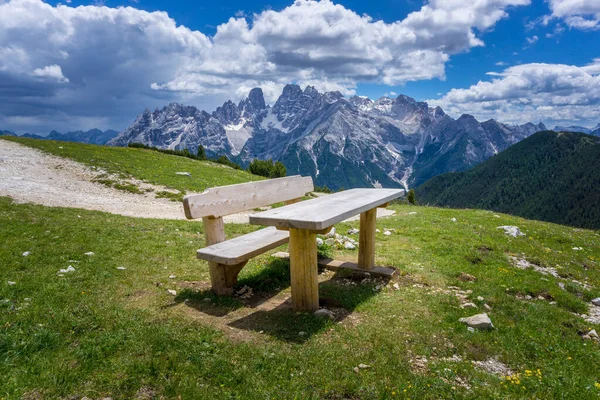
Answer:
1, 0, 599, 133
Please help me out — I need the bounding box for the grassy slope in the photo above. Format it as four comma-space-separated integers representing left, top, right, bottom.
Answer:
1, 136, 262, 193
2, 198, 600, 399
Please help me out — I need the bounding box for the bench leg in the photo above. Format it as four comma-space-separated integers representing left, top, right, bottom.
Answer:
289, 228, 319, 312
208, 261, 248, 296
358, 208, 377, 270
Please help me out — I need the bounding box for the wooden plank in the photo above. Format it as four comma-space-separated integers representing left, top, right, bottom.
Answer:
289, 229, 319, 312
197, 227, 289, 265
249, 188, 404, 231
272, 252, 396, 277
202, 216, 230, 295
183, 175, 314, 219
358, 208, 377, 270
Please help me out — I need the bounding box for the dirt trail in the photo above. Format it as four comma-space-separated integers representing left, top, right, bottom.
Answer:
0, 139, 396, 222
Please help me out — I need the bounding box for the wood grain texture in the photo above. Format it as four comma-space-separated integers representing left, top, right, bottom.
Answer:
358, 208, 377, 269
289, 228, 319, 312
183, 175, 314, 219
271, 252, 396, 277
201, 216, 230, 295
197, 226, 289, 265
249, 188, 404, 231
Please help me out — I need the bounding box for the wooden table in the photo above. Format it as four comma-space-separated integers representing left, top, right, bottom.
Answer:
249, 188, 404, 311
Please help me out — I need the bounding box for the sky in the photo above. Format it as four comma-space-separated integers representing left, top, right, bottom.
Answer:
0, 0, 599, 134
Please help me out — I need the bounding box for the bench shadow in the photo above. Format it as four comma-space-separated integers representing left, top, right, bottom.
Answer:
171, 255, 393, 343
171, 258, 293, 317
227, 264, 392, 344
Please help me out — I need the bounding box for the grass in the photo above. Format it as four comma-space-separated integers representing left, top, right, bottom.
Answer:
2, 136, 262, 193
2, 197, 600, 399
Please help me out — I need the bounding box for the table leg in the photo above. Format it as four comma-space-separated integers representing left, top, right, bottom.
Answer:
358, 208, 377, 270
289, 228, 319, 312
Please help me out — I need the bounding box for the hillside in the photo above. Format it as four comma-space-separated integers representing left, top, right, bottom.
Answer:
109, 85, 546, 190
416, 131, 600, 229
2, 136, 261, 194
2, 197, 600, 399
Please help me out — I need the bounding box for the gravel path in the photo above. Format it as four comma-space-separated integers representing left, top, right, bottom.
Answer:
0, 139, 396, 222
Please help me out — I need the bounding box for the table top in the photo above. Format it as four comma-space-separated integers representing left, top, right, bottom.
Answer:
249, 188, 404, 231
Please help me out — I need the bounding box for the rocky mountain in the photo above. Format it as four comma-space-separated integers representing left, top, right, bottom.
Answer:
109, 85, 547, 190
0, 130, 16, 136
553, 124, 600, 135
416, 131, 600, 229
4, 129, 119, 145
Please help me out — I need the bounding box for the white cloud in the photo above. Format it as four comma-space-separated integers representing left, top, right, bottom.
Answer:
547, 0, 600, 30
429, 59, 600, 127
0, 0, 530, 132
525, 35, 538, 44
32, 64, 69, 83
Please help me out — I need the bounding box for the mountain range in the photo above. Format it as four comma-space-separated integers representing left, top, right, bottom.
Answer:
416, 131, 600, 229
108, 85, 550, 190
0, 129, 119, 145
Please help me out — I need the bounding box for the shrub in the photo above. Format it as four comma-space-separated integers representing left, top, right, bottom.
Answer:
407, 189, 416, 205
248, 158, 287, 178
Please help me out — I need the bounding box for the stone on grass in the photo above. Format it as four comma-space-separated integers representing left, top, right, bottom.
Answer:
325, 227, 336, 238
22, 251, 30, 257
316, 237, 324, 248
467, 327, 475, 333
175, 172, 191, 176
451, 218, 457, 222
383, 231, 392, 236
408, 212, 417, 215
558, 282, 566, 291
348, 228, 359, 235
84, 252, 94, 256
344, 242, 356, 250
57, 265, 76, 275
7, 281, 16, 286
497, 226, 525, 237
376, 229, 381, 233
314, 308, 335, 320
459, 313, 494, 330
116, 266, 126, 270
167, 289, 177, 296
358, 363, 370, 369
458, 272, 477, 282
461, 302, 478, 309
592, 298, 600, 307
169, 275, 176, 279
325, 238, 335, 246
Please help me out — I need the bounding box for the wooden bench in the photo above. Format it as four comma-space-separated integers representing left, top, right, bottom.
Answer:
182, 175, 314, 295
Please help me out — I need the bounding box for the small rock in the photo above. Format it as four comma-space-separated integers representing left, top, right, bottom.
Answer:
316, 237, 324, 248
558, 282, 566, 291
347, 228, 359, 235
572, 247, 583, 251
587, 329, 599, 339
169, 275, 176, 279
325, 227, 336, 238
116, 266, 126, 270
376, 229, 381, 233
493, 215, 500, 218
84, 252, 95, 256
203, 297, 212, 303
483, 304, 492, 310
353, 367, 360, 373
176, 172, 191, 176
591, 298, 600, 306
324, 238, 335, 246
392, 283, 400, 290
314, 308, 335, 320
167, 289, 177, 296
408, 212, 417, 215
459, 313, 494, 330
57, 265, 76, 274
358, 363, 370, 369
461, 302, 478, 309
344, 242, 356, 250
467, 327, 475, 333
525, 295, 532, 300
458, 272, 477, 282
7, 281, 16, 286
497, 226, 525, 237
383, 231, 392, 236
299, 331, 306, 336
477, 296, 484, 301
22, 251, 31, 257
451, 218, 457, 222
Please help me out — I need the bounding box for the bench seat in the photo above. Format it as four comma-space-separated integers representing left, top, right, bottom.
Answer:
197, 227, 289, 266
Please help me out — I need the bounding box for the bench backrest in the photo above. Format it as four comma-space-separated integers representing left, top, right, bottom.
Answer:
183, 175, 314, 220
